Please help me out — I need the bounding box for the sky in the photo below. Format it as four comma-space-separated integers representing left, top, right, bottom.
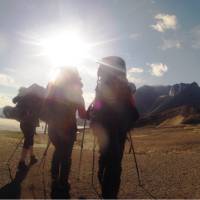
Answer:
0, 0, 200, 108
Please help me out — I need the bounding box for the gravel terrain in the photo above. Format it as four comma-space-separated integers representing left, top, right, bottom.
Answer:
1, 126, 200, 199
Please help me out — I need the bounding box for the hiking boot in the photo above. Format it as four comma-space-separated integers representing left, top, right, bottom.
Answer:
51, 178, 60, 199
30, 155, 38, 165
17, 161, 28, 171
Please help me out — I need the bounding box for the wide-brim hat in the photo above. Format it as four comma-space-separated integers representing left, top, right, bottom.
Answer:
97, 56, 126, 77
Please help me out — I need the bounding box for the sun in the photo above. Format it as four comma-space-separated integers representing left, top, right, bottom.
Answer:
39, 30, 91, 66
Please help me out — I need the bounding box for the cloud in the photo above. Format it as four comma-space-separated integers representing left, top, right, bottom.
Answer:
127, 67, 144, 84
0, 95, 12, 107
128, 67, 144, 73
0, 73, 15, 87
161, 39, 181, 50
127, 74, 144, 84
149, 63, 168, 77
152, 14, 177, 32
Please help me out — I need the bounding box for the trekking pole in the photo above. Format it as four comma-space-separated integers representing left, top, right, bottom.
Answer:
39, 124, 51, 168
91, 134, 102, 199
39, 124, 50, 199
7, 136, 24, 180
128, 132, 157, 199
39, 138, 51, 168
91, 135, 96, 186
41, 148, 48, 200
128, 132, 142, 186
7, 136, 24, 164
77, 119, 87, 180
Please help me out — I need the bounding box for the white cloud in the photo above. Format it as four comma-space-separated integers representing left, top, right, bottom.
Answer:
127, 74, 144, 84
149, 63, 168, 77
152, 14, 177, 32
0, 73, 15, 87
0, 95, 13, 107
128, 67, 144, 73
161, 39, 181, 50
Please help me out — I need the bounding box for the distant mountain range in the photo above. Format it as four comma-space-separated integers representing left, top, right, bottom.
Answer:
1, 82, 200, 126
135, 82, 200, 126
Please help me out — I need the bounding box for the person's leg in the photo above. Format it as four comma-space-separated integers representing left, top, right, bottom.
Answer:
101, 130, 127, 199
51, 148, 60, 180
110, 131, 127, 198
48, 126, 61, 181
59, 133, 76, 186
19, 147, 29, 163
96, 130, 112, 198
93, 124, 109, 189
50, 147, 63, 199
28, 126, 38, 164
98, 151, 107, 185
18, 127, 30, 170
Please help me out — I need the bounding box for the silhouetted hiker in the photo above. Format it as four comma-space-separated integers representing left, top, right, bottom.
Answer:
45, 67, 87, 198
89, 56, 139, 198
12, 87, 40, 171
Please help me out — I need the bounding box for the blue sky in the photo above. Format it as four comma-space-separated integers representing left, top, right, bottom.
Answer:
0, 0, 200, 107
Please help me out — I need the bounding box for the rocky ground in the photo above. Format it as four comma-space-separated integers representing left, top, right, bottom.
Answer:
1, 125, 200, 199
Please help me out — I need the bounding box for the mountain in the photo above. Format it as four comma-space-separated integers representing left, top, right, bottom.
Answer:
135, 82, 200, 126
135, 85, 171, 115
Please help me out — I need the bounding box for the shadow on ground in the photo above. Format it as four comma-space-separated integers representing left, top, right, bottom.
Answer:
0, 167, 29, 199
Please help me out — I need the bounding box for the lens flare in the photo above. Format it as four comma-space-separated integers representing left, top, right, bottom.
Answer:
39, 31, 91, 66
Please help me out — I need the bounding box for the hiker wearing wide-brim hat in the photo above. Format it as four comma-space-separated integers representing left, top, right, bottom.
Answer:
46, 67, 87, 198
89, 56, 139, 199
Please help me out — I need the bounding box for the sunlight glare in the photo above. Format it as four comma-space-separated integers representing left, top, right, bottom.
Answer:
40, 31, 91, 66
48, 68, 61, 83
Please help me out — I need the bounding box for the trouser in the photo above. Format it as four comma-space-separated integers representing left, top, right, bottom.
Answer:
48, 125, 76, 183
96, 126, 127, 199
20, 122, 35, 149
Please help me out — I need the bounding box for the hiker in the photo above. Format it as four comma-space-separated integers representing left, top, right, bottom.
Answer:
45, 67, 87, 197
89, 56, 139, 198
13, 87, 39, 171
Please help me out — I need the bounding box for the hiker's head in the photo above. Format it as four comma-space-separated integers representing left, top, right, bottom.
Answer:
97, 56, 126, 81
48, 66, 84, 103
18, 87, 27, 96
53, 66, 82, 88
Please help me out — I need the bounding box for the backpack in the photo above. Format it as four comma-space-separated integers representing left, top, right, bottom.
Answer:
3, 84, 46, 124
90, 56, 139, 132
40, 67, 84, 126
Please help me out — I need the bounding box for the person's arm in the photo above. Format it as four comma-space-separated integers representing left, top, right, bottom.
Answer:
130, 95, 136, 107
13, 96, 21, 104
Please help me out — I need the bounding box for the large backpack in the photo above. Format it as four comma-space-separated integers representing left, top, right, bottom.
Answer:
40, 67, 84, 127
3, 84, 46, 123
90, 56, 139, 132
